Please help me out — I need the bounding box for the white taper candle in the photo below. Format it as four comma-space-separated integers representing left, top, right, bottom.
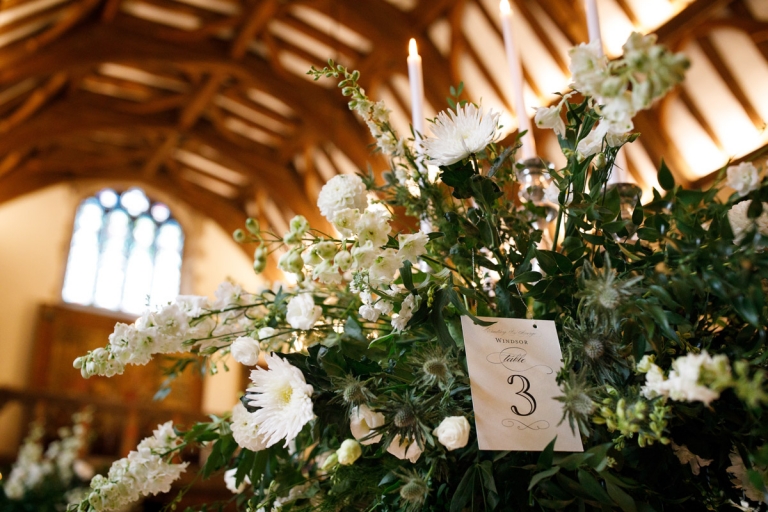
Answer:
499, 0, 536, 160
407, 38, 425, 138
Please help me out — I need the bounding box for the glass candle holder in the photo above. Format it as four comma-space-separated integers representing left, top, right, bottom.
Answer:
515, 157, 554, 205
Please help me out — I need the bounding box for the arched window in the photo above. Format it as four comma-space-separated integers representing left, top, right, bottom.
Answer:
62, 187, 184, 315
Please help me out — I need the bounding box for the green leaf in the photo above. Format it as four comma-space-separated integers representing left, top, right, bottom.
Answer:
658, 159, 675, 191
400, 260, 414, 291
748, 198, 763, 219
479, 460, 498, 494
554, 452, 593, 471
534, 250, 559, 275
511, 270, 542, 284
450, 465, 477, 512
577, 470, 612, 505
606, 481, 637, 512
537, 437, 557, 470
528, 466, 560, 491
602, 220, 629, 234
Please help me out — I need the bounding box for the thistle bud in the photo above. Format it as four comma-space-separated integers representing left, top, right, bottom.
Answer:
394, 406, 416, 428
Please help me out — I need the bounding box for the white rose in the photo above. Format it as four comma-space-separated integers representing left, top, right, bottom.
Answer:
432, 416, 470, 451
317, 174, 368, 223
726, 162, 760, 197
350, 405, 385, 445
397, 232, 429, 263
534, 104, 566, 137
727, 200, 768, 243
231, 336, 260, 366
336, 439, 362, 465
224, 468, 250, 494
386, 434, 422, 463
286, 294, 322, 331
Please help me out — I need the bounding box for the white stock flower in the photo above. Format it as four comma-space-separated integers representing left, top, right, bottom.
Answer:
333, 208, 361, 238
534, 104, 566, 137
286, 294, 322, 331
334, 250, 354, 272
397, 232, 429, 263
356, 209, 392, 247
421, 104, 500, 166
369, 249, 403, 285
214, 281, 245, 310
349, 405, 385, 445
224, 467, 250, 494
432, 416, 470, 451
391, 294, 419, 332
569, 41, 607, 96
313, 260, 342, 285
599, 94, 635, 134
359, 303, 380, 322
727, 200, 768, 243
641, 351, 730, 406
386, 435, 422, 463
726, 162, 760, 197
246, 353, 315, 447
352, 241, 381, 269
374, 300, 394, 315
317, 174, 368, 223
336, 439, 362, 465
231, 336, 260, 366
231, 402, 269, 451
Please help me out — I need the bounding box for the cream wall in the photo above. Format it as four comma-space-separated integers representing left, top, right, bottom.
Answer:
0, 183, 261, 456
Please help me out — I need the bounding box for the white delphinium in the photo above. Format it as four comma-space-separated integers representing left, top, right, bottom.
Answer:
313, 259, 343, 285
231, 335, 260, 366
368, 249, 403, 285
727, 200, 768, 244
213, 281, 246, 310
317, 174, 368, 223
640, 351, 731, 406
285, 294, 322, 331
726, 162, 761, 197
397, 232, 429, 263
432, 416, 470, 451
246, 353, 315, 447
349, 405, 385, 445
420, 104, 500, 166
358, 291, 381, 322
356, 209, 392, 247
352, 241, 381, 269
534, 103, 566, 138
392, 294, 419, 332
3, 423, 49, 499
576, 124, 607, 160
231, 402, 269, 451
224, 467, 251, 494
386, 435, 422, 463
80, 422, 188, 512
334, 250, 354, 272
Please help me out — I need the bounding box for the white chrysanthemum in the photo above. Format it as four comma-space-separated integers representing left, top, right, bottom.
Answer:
317, 174, 368, 223
727, 200, 768, 243
231, 336, 260, 366
231, 402, 269, 451
420, 104, 500, 166
285, 294, 322, 331
398, 232, 429, 263
726, 162, 760, 197
246, 353, 315, 447
349, 405, 385, 445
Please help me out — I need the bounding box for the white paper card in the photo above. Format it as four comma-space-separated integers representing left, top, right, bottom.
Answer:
461, 316, 583, 452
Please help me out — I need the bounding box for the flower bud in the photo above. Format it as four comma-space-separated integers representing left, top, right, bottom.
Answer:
334, 250, 354, 272
73, 357, 83, 369
336, 439, 362, 465
245, 218, 260, 235
314, 241, 338, 260
233, 229, 246, 243
320, 452, 338, 471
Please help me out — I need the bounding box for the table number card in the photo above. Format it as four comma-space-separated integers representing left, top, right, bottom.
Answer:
461, 316, 583, 452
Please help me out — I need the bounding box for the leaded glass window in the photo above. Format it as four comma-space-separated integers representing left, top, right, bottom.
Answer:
62, 188, 184, 314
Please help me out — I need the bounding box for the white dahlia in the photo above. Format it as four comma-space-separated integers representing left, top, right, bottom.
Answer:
246, 354, 315, 447
420, 104, 500, 166
317, 174, 368, 223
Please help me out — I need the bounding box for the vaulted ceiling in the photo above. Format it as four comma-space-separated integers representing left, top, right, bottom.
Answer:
0, 0, 766, 279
